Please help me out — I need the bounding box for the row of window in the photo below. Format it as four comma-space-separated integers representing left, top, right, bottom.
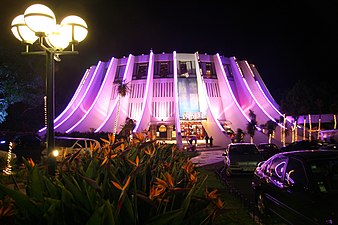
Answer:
114, 61, 234, 81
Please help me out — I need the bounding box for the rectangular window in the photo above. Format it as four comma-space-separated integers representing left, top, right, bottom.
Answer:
133, 63, 148, 80
178, 61, 196, 77
154, 61, 173, 78
114, 65, 126, 83
199, 62, 216, 79
223, 64, 234, 81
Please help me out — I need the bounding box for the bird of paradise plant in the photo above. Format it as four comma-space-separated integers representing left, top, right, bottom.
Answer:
0, 132, 223, 225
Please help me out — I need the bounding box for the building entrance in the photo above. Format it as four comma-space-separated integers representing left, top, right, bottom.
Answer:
180, 121, 206, 141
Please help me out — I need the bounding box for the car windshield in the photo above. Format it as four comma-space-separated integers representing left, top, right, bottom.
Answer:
230, 145, 259, 155
310, 159, 338, 193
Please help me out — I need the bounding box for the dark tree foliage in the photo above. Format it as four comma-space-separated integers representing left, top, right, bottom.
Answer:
0, 47, 44, 131
266, 120, 277, 135
280, 79, 338, 118
247, 109, 257, 139
234, 128, 245, 143
280, 80, 314, 120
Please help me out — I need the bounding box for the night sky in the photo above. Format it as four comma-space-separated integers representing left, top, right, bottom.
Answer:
1, 0, 337, 114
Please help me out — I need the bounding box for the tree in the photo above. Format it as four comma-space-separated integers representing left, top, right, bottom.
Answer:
0, 65, 24, 123
280, 80, 315, 121
266, 120, 277, 143
234, 128, 245, 143
247, 110, 257, 143
0, 47, 44, 129
118, 117, 136, 140
113, 80, 130, 139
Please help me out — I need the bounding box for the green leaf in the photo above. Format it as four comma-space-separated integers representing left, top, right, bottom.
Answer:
0, 183, 42, 219
86, 203, 104, 225
30, 166, 44, 201
42, 176, 60, 199
44, 198, 62, 225
85, 158, 98, 178
61, 186, 74, 205
171, 184, 196, 225
145, 208, 184, 225
62, 174, 91, 212
103, 200, 116, 225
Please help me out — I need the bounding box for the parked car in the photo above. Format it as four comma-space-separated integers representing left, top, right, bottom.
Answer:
252, 150, 338, 225
222, 143, 263, 177
11, 133, 45, 163
42, 136, 101, 162
320, 143, 338, 150
280, 140, 322, 152
257, 143, 280, 160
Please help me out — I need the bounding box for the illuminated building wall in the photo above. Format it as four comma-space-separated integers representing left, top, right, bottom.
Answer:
39, 51, 295, 148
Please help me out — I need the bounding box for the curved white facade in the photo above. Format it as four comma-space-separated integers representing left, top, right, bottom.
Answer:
39, 51, 296, 148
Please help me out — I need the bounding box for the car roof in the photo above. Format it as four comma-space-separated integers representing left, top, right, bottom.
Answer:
258, 143, 277, 146
228, 142, 256, 146
275, 150, 338, 161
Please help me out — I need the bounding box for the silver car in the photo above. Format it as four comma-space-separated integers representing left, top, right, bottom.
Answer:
222, 143, 263, 177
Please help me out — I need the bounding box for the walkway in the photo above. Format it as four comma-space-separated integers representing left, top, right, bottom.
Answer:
189, 145, 225, 167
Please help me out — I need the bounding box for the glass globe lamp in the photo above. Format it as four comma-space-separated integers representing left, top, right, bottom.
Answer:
24, 4, 56, 36
60, 15, 88, 43
11, 14, 38, 44
46, 25, 70, 50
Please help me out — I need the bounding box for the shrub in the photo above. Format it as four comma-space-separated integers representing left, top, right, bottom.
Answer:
0, 133, 223, 225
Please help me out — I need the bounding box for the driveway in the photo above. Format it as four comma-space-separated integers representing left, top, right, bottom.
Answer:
190, 146, 225, 167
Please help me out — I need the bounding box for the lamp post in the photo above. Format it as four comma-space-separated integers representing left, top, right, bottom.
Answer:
11, 4, 88, 175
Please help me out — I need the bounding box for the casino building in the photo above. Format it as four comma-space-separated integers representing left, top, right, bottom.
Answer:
39, 51, 295, 148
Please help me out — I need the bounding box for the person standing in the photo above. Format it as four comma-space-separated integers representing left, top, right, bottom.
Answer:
209, 136, 213, 147
205, 134, 209, 147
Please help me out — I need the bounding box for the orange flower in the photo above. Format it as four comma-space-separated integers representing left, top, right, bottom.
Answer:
214, 197, 224, 209
155, 173, 175, 189
27, 158, 35, 167
189, 171, 198, 183
144, 146, 155, 157
100, 137, 111, 145
206, 189, 219, 200
135, 132, 145, 142
165, 173, 174, 188
182, 159, 195, 174
109, 133, 115, 143
155, 177, 168, 189
149, 185, 165, 200
171, 145, 177, 157
111, 176, 131, 191
127, 155, 139, 167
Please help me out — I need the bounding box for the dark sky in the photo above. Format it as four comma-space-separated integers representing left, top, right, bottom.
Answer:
1, 0, 337, 112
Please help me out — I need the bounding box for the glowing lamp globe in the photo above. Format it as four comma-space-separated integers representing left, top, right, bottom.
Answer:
46, 25, 70, 50
24, 4, 56, 35
52, 149, 59, 157
60, 15, 88, 43
11, 14, 38, 44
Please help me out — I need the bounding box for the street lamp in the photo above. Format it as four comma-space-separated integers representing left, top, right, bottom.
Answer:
11, 4, 88, 175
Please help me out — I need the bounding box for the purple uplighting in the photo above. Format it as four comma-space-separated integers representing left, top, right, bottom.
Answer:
39, 51, 298, 148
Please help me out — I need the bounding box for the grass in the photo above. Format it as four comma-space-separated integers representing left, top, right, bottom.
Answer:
197, 161, 257, 225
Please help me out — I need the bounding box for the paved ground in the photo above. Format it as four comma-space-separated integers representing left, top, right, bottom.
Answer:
189, 145, 225, 167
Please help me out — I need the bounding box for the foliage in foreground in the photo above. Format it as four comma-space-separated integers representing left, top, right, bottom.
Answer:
0, 133, 223, 225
